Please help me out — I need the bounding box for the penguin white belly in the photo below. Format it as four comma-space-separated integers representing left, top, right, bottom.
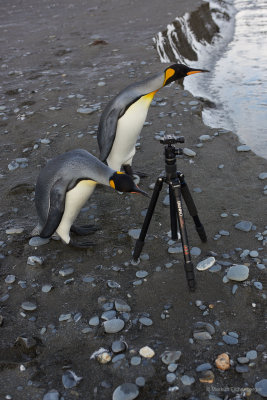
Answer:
107, 94, 155, 170
56, 180, 96, 244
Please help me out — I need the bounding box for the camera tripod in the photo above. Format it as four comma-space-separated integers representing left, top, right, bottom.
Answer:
132, 135, 207, 291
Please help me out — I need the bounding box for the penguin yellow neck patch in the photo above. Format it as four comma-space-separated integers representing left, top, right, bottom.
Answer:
163, 68, 175, 85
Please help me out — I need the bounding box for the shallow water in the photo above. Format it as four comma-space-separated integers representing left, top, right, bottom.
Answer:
154, 0, 267, 159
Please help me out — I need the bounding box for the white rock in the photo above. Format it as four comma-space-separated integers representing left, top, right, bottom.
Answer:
139, 346, 155, 358
6, 227, 24, 234
227, 264, 249, 281
199, 135, 212, 142
183, 148, 196, 157
196, 257, 216, 271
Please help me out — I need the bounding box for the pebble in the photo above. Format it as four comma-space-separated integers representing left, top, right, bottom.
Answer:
235, 221, 252, 232
196, 257, 216, 271
161, 350, 181, 365
115, 299, 131, 312
135, 377, 145, 387
139, 316, 153, 326
104, 319, 125, 333
193, 331, 212, 340
168, 245, 183, 254
255, 379, 267, 397
246, 350, 257, 360
199, 370, 214, 383
43, 389, 59, 400
166, 373, 176, 383
237, 356, 249, 364
97, 352, 112, 364
107, 280, 121, 289
258, 172, 267, 180
181, 375, 195, 385
112, 340, 127, 353
254, 281, 263, 290
136, 270, 148, 278
199, 134, 212, 141
6, 227, 24, 234
250, 250, 259, 257
102, 310, 116, 320
139, 346, 155, 358
112, 354, 125, 363
163, 195, 170, 206
131, 356, 141, 366
209, 264, 222, 273
27, 256, 44, 266
112, 383, 139, 400
183, 148, 196, 157
235, 364, 249, 373
128, 229, 141, 239
168, 363, 178, 372
219, 230, 229, 236
77, 107, 95, 114
227, 264, 249, 281
42, 284, 53, 293
59, 313, 72, 322
29, 236, 50, 246
59, 267, 74, 277
196, 363, 212, 372
89, 316, 100, 326
222, 335, 238, 345
62, 370, 82, 389
190, 247, 201, 256
21, 301, 37, 311
237, 144, 251, 152
215, 353, 230, 370
5, 275, 15, 284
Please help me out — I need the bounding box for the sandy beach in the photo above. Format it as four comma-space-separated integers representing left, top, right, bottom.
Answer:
0, 0, 266, 399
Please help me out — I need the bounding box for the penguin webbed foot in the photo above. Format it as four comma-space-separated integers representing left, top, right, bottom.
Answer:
69, 238, 95, 249
70, 224, 98, 236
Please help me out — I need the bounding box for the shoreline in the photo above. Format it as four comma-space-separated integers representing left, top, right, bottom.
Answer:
0, 0, 266, 399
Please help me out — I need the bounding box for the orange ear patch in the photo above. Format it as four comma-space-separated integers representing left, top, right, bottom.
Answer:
109, 180, 115, 189
163, 68, 175, 85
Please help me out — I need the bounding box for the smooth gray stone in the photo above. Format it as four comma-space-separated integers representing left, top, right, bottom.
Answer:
62, 370, 82, 388
166, 373, 176, 383
196, 363, 212, 372
161, 350, 181, 365
101, 310, 117, 320
89, 316, 99, 326
227, 265, 249, 281
128, 229, 141, 239
42, 284, 53, 293
237, 145, 251, 152
21, 301, 37, 311
168, 245, 183, 254
246, 350, 258, 360
190, 247, 201, 256
181, 375, 195, 385
135, 377, 145, 387
168, 363, 178, 372
258, 172, 267, 180
107, 280, 121, 289
112, 340, 126, 353
5, 275, 15, 283
130, 356, 141, 366
255, 379, 267, 397
136, 270, 148, 278
29, 236, 49, 247
235, 221, 252, 232
139, 317, 153, 326
104, 319, 124, 333
59, 267, 74, 277
194, 321, 215, 335
102, 302, 114, 311
254, 281, 263, 290
237, 357, 249, 364
115, 299, 131, 312
112, 383, 139, 400
43, 389, 59, 400
235, 364, 249, 373
82, 276, 95, 283
219, 230, 230, 236
222, 335, 238, 345
112, 354, 125, 363
193, 331, 212, 340
228, 331, 239, 338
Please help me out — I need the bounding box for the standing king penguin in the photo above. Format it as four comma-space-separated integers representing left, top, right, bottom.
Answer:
97, 64, 208, 177
32, 149, 147, 248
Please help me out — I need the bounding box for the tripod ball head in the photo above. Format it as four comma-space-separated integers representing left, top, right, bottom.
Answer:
160, 134, 185, 145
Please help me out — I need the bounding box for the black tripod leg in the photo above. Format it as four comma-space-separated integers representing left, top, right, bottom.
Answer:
132, 177, 163, 261
178, 173, 207, 243
170, 183, 196, 291
169, 184, 178, 240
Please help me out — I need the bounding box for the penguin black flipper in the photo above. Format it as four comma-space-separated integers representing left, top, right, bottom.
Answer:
97, 107, 122, 162
40, 179, 67, 238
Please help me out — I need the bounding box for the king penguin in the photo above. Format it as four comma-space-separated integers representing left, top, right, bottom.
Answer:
97, 63, 208, 177
32, 149, 147, 248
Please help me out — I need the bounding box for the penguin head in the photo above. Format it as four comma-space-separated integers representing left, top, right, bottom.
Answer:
109, 172, 148, 196
163, 64, 209, 86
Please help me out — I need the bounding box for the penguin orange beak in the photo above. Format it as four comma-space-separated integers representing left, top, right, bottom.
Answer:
132, 185, 149, 197
186, 68, 209, 75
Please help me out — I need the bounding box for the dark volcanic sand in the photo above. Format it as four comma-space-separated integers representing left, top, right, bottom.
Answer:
0, 0, 266, 399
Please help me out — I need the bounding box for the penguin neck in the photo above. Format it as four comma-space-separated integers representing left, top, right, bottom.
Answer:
142, 89, 158, 103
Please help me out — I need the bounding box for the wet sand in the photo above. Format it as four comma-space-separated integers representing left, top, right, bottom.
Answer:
0, 0, 267, 399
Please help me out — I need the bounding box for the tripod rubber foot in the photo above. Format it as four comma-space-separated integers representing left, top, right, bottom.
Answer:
132, 239, 144, 262
196, 225, 207, 242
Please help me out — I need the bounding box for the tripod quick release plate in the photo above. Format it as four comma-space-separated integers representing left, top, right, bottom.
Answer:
160, 134, 185, 145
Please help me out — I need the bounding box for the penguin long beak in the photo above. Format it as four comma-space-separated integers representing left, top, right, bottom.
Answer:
132, 185, 150, 198
186, 68, 209, 75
